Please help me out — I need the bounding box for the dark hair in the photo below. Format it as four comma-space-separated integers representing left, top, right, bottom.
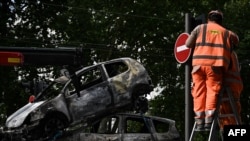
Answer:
208, 10, 223, 25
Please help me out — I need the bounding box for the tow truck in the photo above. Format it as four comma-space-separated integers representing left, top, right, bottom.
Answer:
0, 47, 83, 141
0, 47, 158, 141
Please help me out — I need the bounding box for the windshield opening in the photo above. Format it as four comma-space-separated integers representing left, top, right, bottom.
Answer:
35, 80, 65, 101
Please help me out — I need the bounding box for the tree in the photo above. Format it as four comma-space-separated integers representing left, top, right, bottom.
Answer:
1, 0, 250, 140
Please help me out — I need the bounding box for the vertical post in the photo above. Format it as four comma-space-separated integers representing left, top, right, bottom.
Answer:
185, 13, 193, 141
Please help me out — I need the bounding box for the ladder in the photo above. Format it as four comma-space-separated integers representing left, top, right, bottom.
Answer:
189, 86, 241, 141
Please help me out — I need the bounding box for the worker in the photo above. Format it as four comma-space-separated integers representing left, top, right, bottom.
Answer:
185, 10, 239, 130
219, 51, 243, 129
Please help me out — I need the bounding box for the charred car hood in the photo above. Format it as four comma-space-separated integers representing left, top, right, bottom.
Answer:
5, 101, 45, 128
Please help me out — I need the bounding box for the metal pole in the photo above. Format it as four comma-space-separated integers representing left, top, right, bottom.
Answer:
185, 13, 193, 141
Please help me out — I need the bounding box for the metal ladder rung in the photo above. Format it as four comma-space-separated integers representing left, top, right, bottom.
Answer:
219, 114, 236, 118
189, 86, 241, 141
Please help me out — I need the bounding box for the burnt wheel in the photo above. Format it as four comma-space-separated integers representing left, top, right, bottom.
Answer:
134, 96, 148, 113
40, 114, 67, 139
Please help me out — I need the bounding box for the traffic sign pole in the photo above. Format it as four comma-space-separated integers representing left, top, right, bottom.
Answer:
185, 13, 193, 141
174, 13, 205, 141
174, 16, 193, 141
174, 15, 193, 141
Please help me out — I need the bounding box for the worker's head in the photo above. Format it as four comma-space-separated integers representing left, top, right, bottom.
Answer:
208, 10, 223, 25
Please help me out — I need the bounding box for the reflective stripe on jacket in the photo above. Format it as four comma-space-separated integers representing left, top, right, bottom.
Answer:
192, 23, 232, 69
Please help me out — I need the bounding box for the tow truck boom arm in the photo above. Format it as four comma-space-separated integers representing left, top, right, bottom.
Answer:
0, 47, 83, 66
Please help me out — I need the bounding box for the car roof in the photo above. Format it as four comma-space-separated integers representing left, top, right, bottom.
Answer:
108, 112, 176, 123
75, 57, 138, 74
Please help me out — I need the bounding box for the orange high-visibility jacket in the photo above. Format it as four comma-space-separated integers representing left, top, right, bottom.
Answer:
225, 51, 243, 93
192, 23, 234, 69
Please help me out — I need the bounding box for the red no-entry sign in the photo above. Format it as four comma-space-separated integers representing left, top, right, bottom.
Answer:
174, 33, 192, 63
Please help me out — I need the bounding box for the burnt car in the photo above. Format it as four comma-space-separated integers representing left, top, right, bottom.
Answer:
58, 113, 181, 141
3, 57, 153, 140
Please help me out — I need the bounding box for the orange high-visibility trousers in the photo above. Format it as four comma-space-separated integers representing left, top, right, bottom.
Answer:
191, 66, 223, 122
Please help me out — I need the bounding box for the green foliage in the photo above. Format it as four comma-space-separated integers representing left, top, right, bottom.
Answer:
1, 0, 250, 140
0, 67, 28, 125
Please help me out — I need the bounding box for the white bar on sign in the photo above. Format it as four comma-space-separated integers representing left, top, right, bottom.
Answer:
177, 45, 188, 52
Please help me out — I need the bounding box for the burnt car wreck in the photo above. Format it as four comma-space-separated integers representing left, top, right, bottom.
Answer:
57, 113, 181, 141
1, 57, 153, 140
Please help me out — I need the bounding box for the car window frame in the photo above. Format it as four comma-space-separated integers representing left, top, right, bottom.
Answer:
104, 60, 129, 78
124, 116, 152, 134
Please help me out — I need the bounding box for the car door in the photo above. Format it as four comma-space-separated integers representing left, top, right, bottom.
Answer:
104, 61, 131, 105
151, 118, 181, 141
122, 116, 154, 141
80, 116, 122, 141
65, 66, 112, 122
